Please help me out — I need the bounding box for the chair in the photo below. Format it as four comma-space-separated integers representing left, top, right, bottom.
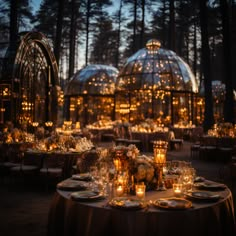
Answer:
2, 143, 22, 169
0, 143, 11, 182
190, 143, 201, 159
10, 151, 43, 184
217, 137, 235, 163
39, 153, 65, 190
76, 150, 99, 173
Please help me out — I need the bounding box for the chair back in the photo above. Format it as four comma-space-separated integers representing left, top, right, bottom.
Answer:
23, 152, 43, 168
77, 150, 99, 173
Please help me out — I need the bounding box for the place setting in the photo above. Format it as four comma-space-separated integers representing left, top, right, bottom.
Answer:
109, 197, 147, 210
153, 197, 193, 210
71, 173, 93, 181
70, 190, 106, 202
56, 179, 88, 191
193, 181, 227, 191
185, 191, 222, 202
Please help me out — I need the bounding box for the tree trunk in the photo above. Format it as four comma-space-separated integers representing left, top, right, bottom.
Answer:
132, 0, 137, 54
54, 0, 65, 66
161, 0, 167, 47
220, 0, 234, 123
9, 0, 18, 47
193, 19, 197, 77
85, 0, 91, 66
115, 0, 123, 68
68, 0, 77, 79
140, 0, 145, 48
199, 0, 214, 132
168, 0, 175, 51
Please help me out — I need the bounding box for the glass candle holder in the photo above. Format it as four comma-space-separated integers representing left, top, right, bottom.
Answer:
153, 140, 168, 164
135, 184, 146, 200
116, 185, 124, 197
153, 140, 168, 191
173, 183, 183, 197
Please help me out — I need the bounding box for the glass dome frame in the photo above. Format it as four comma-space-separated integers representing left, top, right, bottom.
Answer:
65, 64, 119, 126
115, 39, 199, 126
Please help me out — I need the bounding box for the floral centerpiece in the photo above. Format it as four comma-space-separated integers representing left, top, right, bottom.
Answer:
107, 144, 158, 191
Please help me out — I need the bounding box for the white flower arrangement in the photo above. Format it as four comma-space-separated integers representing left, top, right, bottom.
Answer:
109, 145, 158, 190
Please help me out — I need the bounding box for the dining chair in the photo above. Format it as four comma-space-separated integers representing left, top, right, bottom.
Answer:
10, 151, 43, 185
76, 149, 99, 173
0, 143, 12, 182
39, 153, 65, 190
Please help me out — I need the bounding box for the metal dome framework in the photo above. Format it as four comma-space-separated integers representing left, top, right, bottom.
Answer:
0, 31, 59, 125
65, 64, 118, 126
115, 39, 199, 125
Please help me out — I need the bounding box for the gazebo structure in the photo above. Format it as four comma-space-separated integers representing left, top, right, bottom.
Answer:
199, 80, 235, 124
0, 31, 59, 126
64, 64, 119, 127
115, 39, 199, 126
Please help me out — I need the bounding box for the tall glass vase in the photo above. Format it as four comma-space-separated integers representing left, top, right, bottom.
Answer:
153, 140, 168, 191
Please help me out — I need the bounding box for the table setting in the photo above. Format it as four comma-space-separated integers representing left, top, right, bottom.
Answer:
48, 143, 236, 236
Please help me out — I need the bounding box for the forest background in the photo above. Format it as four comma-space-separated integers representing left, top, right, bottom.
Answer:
0, 0, 235, 129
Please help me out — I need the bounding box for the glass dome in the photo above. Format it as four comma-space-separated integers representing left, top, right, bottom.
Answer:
198, 80, 236, 124
116, 39, 198, 93
115, 39, 199, 125
65, 64, 119, 126
65, 64, 118, 96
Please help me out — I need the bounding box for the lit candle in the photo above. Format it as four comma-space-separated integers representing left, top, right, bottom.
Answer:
154, 153, 165, 164
173, 183, 183, 197
116, 185, 124, 197
114, 159, 121, 171
135, 184, 146, 200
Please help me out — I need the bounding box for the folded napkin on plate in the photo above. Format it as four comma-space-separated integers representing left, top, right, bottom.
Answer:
57, 180, 87, 191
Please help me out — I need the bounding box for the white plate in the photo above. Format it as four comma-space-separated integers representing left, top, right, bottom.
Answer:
109, 197, 147, 210
57, 180, 87, 191
72, 173, 92, 181
71, 190, 105, 201
154, 197, 192, 210
186, 191, 221, 201
194, 182, 226, 190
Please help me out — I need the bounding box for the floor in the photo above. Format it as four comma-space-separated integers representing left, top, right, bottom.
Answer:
0, 141, 235, 236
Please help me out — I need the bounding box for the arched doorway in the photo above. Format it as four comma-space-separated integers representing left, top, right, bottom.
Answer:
0, 31, 59, 126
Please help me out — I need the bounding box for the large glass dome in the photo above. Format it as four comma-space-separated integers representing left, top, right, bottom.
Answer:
65, 64, 118, 96
115, 39, 199, 125
116, 39, 198, 93
65, 64, 119, 126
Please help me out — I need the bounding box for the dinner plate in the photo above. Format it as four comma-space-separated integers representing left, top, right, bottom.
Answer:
57, 180, 87, 191
185, 191, 221, 201
153, 197, 192, 210
109, 197, 147, 210
194, 176, 205, 182
194, 182, 226, 191
72, 173, 92, 181
70, 190, 105, 201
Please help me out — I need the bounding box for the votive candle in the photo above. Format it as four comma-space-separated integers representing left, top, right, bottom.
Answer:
135, 184, 146, 200
173, 183, 183, 197
116, 185, 124, 197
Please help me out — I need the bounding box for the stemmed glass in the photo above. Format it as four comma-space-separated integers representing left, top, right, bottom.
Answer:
94, 162, 109, 196
89, 166, 99, 191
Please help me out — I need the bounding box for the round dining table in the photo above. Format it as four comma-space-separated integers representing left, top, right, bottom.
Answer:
47, 178, 236, 236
